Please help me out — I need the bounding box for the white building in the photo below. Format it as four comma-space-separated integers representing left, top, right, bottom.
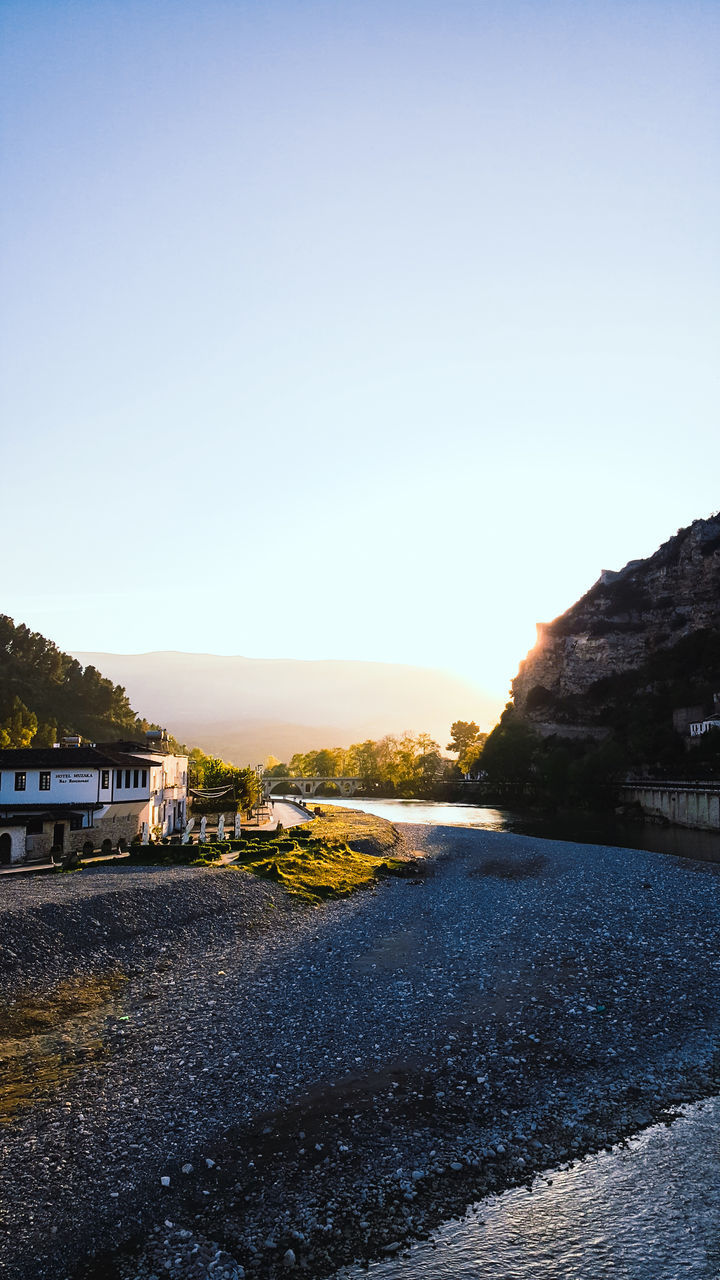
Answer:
689, 717, 720, 738
0, 737, 188, 865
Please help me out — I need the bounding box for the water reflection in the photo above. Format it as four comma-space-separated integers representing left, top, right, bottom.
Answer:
302, 796, 720, 863
340, 1100, 720, 1279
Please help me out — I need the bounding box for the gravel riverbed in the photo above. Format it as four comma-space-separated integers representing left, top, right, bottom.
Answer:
2, 823, 720, 1280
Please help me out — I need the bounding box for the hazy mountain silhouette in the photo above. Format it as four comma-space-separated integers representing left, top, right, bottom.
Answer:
73, 651, 501, 764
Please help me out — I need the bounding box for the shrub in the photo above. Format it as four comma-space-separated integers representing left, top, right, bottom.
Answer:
101, 838, 112, 855
82, 840, 95, 856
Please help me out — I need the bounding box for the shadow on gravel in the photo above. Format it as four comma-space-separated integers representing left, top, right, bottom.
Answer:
471, 854, 549, 881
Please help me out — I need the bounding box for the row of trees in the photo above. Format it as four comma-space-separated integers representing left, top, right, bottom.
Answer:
264, 722, 490, 798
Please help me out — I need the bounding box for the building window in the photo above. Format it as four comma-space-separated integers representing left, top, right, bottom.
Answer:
101, 770, 110, 790
116, 769, 122, 788
26, 817, 44, 835
39, 771, 51, 791
125, 770, 131, 788
69, 814, 83, 831
14, 772, 26, 792
133, 769, 139, 788
141, 769, 147, 787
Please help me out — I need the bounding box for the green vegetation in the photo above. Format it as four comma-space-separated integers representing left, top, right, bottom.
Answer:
266, 732, 460, 796
296, 804, 400, 856
446, 719, 488, 774
127, 806, 411, 903
188, 747, 261, 812
126, 839, 237, 866
235, 805, 409, 903
0, 614, 179, 748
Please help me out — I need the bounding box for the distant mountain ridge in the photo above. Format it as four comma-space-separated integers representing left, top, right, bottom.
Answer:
73, 650, 500, 764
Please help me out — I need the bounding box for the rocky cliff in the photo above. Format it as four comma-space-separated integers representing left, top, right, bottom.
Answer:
512, 514, 720, 740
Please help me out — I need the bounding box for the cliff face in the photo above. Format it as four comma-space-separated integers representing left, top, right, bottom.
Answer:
512, 514, 720, 737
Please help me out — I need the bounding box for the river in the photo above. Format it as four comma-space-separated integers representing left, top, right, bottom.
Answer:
297, 795, 720, 862
301, 796, 720, 1278
339, 1098, 720, 1280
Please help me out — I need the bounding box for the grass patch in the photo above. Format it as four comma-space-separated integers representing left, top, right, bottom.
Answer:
127, 840, 240, 866
293, 805, 400, 857
235, 806, 414, 904
119, 808, 418, 905
0, 972, 127, 1123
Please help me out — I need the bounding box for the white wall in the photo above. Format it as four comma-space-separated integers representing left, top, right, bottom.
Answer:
0, 826, 26, 864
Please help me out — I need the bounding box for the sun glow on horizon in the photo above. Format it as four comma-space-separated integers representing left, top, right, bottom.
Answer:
1, 2, 717, 705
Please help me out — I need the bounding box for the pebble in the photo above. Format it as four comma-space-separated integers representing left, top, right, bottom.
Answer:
3, 827, 720, 1280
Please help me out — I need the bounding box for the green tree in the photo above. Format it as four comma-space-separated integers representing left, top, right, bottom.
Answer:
480, 716, 537, 787
0, 697, 37, 748
447, 720, 481, 755
264, 759, 289, 778
347, 739, 382, 787
447, 720, 488, 772
188, 747, 260, 813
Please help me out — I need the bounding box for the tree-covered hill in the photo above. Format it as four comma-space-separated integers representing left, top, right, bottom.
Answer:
0, 615, 160, 747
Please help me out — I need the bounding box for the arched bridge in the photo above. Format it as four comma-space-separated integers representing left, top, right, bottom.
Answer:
266, 776, 362, 798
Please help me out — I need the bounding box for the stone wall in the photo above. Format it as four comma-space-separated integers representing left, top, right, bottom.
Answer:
66, 811, 142, 853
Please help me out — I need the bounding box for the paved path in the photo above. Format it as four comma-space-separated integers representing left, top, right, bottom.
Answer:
241, 799, 313, 833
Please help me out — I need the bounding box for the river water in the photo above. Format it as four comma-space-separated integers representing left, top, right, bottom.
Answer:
340, 1099, 720, 1280
304, 795, 720, 862
306, 796, 720, 1277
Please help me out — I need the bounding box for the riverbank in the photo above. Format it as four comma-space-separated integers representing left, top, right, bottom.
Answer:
2, 821, 720, 1278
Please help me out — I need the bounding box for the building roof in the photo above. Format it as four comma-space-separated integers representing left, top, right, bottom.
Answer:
0, 745, 163, 770
0, 804, 104, 816
95, 740, 173, 758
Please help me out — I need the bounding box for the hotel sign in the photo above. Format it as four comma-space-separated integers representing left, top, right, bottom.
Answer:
56, 772, 94, 784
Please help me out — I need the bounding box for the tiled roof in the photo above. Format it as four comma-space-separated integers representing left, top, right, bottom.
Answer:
0, 803, 105, 815
0, 745, 163, 770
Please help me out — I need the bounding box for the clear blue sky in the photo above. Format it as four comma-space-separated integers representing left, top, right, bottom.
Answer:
1, 0, 718, 716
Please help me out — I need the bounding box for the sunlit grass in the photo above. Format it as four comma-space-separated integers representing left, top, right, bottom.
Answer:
236, 804, 413, 903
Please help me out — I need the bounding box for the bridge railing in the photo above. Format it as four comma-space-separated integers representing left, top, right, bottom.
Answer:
622, 779, 720, 793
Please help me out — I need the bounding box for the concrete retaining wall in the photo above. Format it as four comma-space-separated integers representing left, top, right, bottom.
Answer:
621, 783, 720, 832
